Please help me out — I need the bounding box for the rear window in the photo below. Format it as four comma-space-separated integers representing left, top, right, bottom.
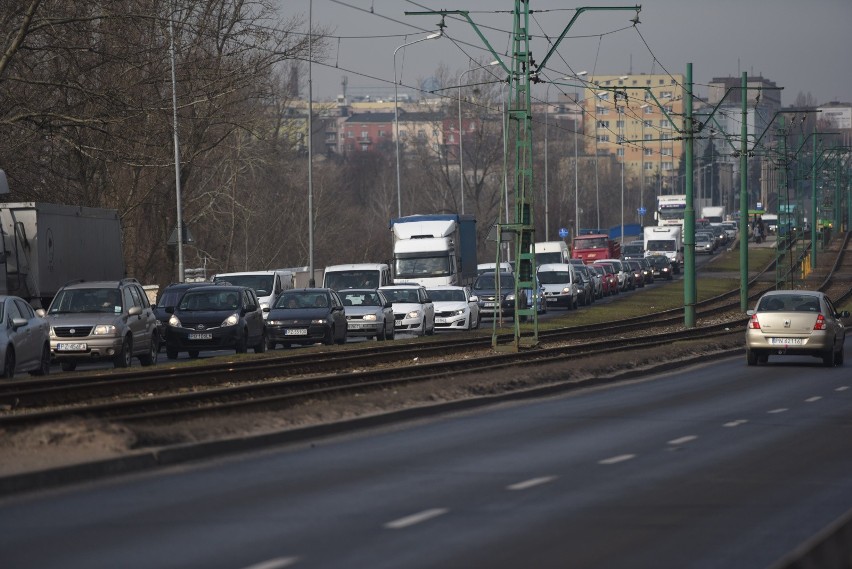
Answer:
757, 295, 821, 312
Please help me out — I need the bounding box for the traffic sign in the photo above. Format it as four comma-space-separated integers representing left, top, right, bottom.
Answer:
558, 227, 569, 239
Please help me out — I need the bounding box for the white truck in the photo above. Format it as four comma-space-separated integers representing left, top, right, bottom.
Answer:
322, 263, 392, 291
390, 214, 477, 287
644, 225, 683, 274
701, 206, 726, 224
212, 269, 295, 317
0, 201, 125, 308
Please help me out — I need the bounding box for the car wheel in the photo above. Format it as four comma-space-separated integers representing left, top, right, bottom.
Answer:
323, 326, 335, 345
1, 348, 15, 378
29, 344, 50, 376
835, 347, 844, 366
235, 330, 248, 353
425, 319, 434, 336
377, 324, 386, 341
188, 350, 200, 359
139, 333, 158, 367
267, 339, 277, 350
746, 349, 757, 366
61, 361, 77, 372
114, 336, 132, 368
823, 350, 835, 367
335, 327, 347, 345
254, 331, 267, 353
166, 347, 179, 360
387, 323, 395, 340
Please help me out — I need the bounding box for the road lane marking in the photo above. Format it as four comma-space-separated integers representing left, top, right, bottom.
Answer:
385, 508, 449, 530
723, 420, 748, 427
507, 476, 557, 491
668, 435, 698, 446
805, 396, 822, 403
768, 408, 788, 414
240, 557, 300, 569
598, 454, 636, 465
837, 386, 850, 392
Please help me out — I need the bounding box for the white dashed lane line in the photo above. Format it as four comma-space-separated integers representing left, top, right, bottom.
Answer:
507, 476, 557, 491
668, 435, 698, 446
724, 419, 748, 427
805, 396, 822, 403
239, 557, 300, 569
598, 454, 636, 465
384, 508, 449, 530
837, 386, 850, 392
768, 408, 789, 414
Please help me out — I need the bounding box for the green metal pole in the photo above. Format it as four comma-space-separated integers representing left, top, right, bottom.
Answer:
811, 126, 817, 268
739, 72, 749, 312
683, 63, 696, 327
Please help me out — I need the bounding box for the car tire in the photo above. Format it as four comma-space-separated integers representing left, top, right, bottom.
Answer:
253, 330, 267, 353
377, 325, 387, 341
139, 334, 158, 367
114, 336, 132, 368
823, 350, 835, 367
835, 347, 844, 366
335, 327, 347, 345
323, 326, 335, 345
746, 349, 757, 366
387, 323, 395, 340
188, 350, 200, 359
425, 319, 434, 336
1, 348, 15, 378
166, 347, 179, 360
29, 344, 51, 376
61, 361, 77, 372
267, 340, 277, 350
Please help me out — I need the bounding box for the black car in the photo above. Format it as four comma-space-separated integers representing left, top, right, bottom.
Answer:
473, 272, 528, 320
164, 285, 266, 358
646, 255, 674, 280
154, 282, 202, 349
265, 288, 347, 348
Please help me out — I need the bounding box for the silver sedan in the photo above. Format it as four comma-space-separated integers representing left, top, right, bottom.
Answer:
0, 295, 51, 377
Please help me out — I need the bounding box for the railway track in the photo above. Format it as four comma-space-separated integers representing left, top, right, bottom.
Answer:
1, 233, 850, 429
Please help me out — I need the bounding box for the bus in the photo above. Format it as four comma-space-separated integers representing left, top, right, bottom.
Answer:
656, 194, 687, 229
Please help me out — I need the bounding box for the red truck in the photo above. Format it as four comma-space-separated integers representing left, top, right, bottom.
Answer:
571, 234, 621, 264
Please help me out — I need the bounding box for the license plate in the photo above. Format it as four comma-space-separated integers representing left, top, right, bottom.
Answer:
56, 343, 87, 351
348, 323, 369, 329
188, 333, 213, 340
285, 329, 307, 336
483, 302, 496, 308
546, 298, 557, 303
435, 317, 448, 324
770, 337, 804, 345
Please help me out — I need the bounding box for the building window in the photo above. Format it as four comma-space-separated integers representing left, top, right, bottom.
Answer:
448, 134, 455, 143
417, 130, 426, 139
644, 120, 652, 127
659, 79, 665, 85
597, 120, 610, 129
596, 107, 609, 115
644, 147, 654, 156
360, 130, 368, 139
660, 91, 672, 99
346, 131, 353, 138
660, 119, 670, 128
597, 135, 610, 142
662, 148, 673, 156
378, 130, 386, 137
360, 144, 369, 151
616, 120, 624, 129
617, 148, 624, 157
662, 161, 673, 171
645, 161, 655, 170
597, 92, 609, 101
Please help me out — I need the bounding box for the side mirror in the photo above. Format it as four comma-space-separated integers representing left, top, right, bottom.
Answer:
35, 308, 46, 318
746, 309, 755, 316
469, 295, 479, 303
11, 317, 27, 330
128, 306, 142, 316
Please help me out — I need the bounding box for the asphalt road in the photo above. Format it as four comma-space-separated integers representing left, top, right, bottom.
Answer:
3, 343, 850, 569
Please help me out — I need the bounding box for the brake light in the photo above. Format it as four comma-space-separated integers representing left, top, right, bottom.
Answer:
814, 314, 827, 330
749, 313, 761, 329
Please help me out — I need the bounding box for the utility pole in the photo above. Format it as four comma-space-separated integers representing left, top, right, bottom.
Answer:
683, 63, 696, 327
739, 72, 748, 311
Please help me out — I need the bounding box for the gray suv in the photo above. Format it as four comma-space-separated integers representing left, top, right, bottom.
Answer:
47, 278, 159, 371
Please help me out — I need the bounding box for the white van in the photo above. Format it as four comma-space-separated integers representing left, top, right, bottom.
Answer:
537, 263, 579, 309
477, 262, 512, 275
534, 241, 571, 266
322, 263, 391, 291
212, 270, 295, 317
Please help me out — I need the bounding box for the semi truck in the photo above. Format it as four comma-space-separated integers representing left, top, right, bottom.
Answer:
570, 234, 621, 264
643, 225, 683, 274
390, 214, 477, 286
0, 202, 126, 308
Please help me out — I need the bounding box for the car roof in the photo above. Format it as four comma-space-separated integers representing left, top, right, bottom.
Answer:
379, 284, 423, 289
538, 263, 572, 271
426, 285, 465, 290
60, 279, 131, 290
182, 285, 248, 293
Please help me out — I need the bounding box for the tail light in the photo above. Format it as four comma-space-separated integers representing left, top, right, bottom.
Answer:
814, 314, 827, 330
749, 313, 761, 329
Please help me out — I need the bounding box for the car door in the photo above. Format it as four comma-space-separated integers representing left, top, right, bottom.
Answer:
419, 287, 435, 328
329, 291, 347, 340
125, 285, 150, 355
13, 299, 43, 369
465, 286, 479, 326
243, 289, 264, 343
5, 299, 33, 369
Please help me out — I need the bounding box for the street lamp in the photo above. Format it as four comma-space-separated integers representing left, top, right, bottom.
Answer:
458, 60, 499, 215
571, 71, 587, 236
394, 31, 441, 218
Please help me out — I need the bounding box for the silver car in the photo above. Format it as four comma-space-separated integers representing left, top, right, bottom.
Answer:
0, 295, 51, 378
745, 290, 848, 366
340, 288, 395, 340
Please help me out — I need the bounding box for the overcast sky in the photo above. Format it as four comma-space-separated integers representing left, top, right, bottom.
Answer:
283, 0, 852, 106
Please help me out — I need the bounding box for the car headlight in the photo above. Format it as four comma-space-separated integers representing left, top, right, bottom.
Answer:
505, 294, 515, 301
452, 309, 465, 317
311, 318, 328, 324
92, 324, 118, 335
49, 328, 57, 338
363, 314, 377, 321
168, 314, 182, 328
221, 313, 239, 327
406, 310, 421, 319
562, 287, 571, 294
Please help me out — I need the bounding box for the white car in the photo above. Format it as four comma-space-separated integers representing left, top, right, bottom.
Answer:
379, 284, 435, 336
427, 286, 480, 331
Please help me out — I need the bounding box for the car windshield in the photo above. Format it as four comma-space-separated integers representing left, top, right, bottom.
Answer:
341, 291, 382, 307
159, 288, 188, 308
274, 292, 330, 309
325, 270, 380, 290
179, 291, 241, 311
394, 256, 450, 279
574, 237, 608, 248
48, 288, 123, 314
427, 289, 466, 302
649, 257, 668, 268
646, 240, 675, 252
757, 294, 820, 312
538, 271, 572, 284
535, 252, 563, 265
213, 275, 273, 297
381, 289, 420, 303
474, 274, 515, 290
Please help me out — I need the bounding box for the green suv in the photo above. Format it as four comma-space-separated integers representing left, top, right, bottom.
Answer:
47, 278, 160, 371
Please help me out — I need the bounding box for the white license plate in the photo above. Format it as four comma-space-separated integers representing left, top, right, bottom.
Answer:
435, 317, 448, 324
56, 343, 87, 351
188, 333, 213, 340
285, 329, 307, 336
770, 337, 804, 345
348, 323, 369, 329
546, 298, 558, 303
483, 302, 496, 308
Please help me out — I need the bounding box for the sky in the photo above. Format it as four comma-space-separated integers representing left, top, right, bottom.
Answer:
280, 0, 852, 107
